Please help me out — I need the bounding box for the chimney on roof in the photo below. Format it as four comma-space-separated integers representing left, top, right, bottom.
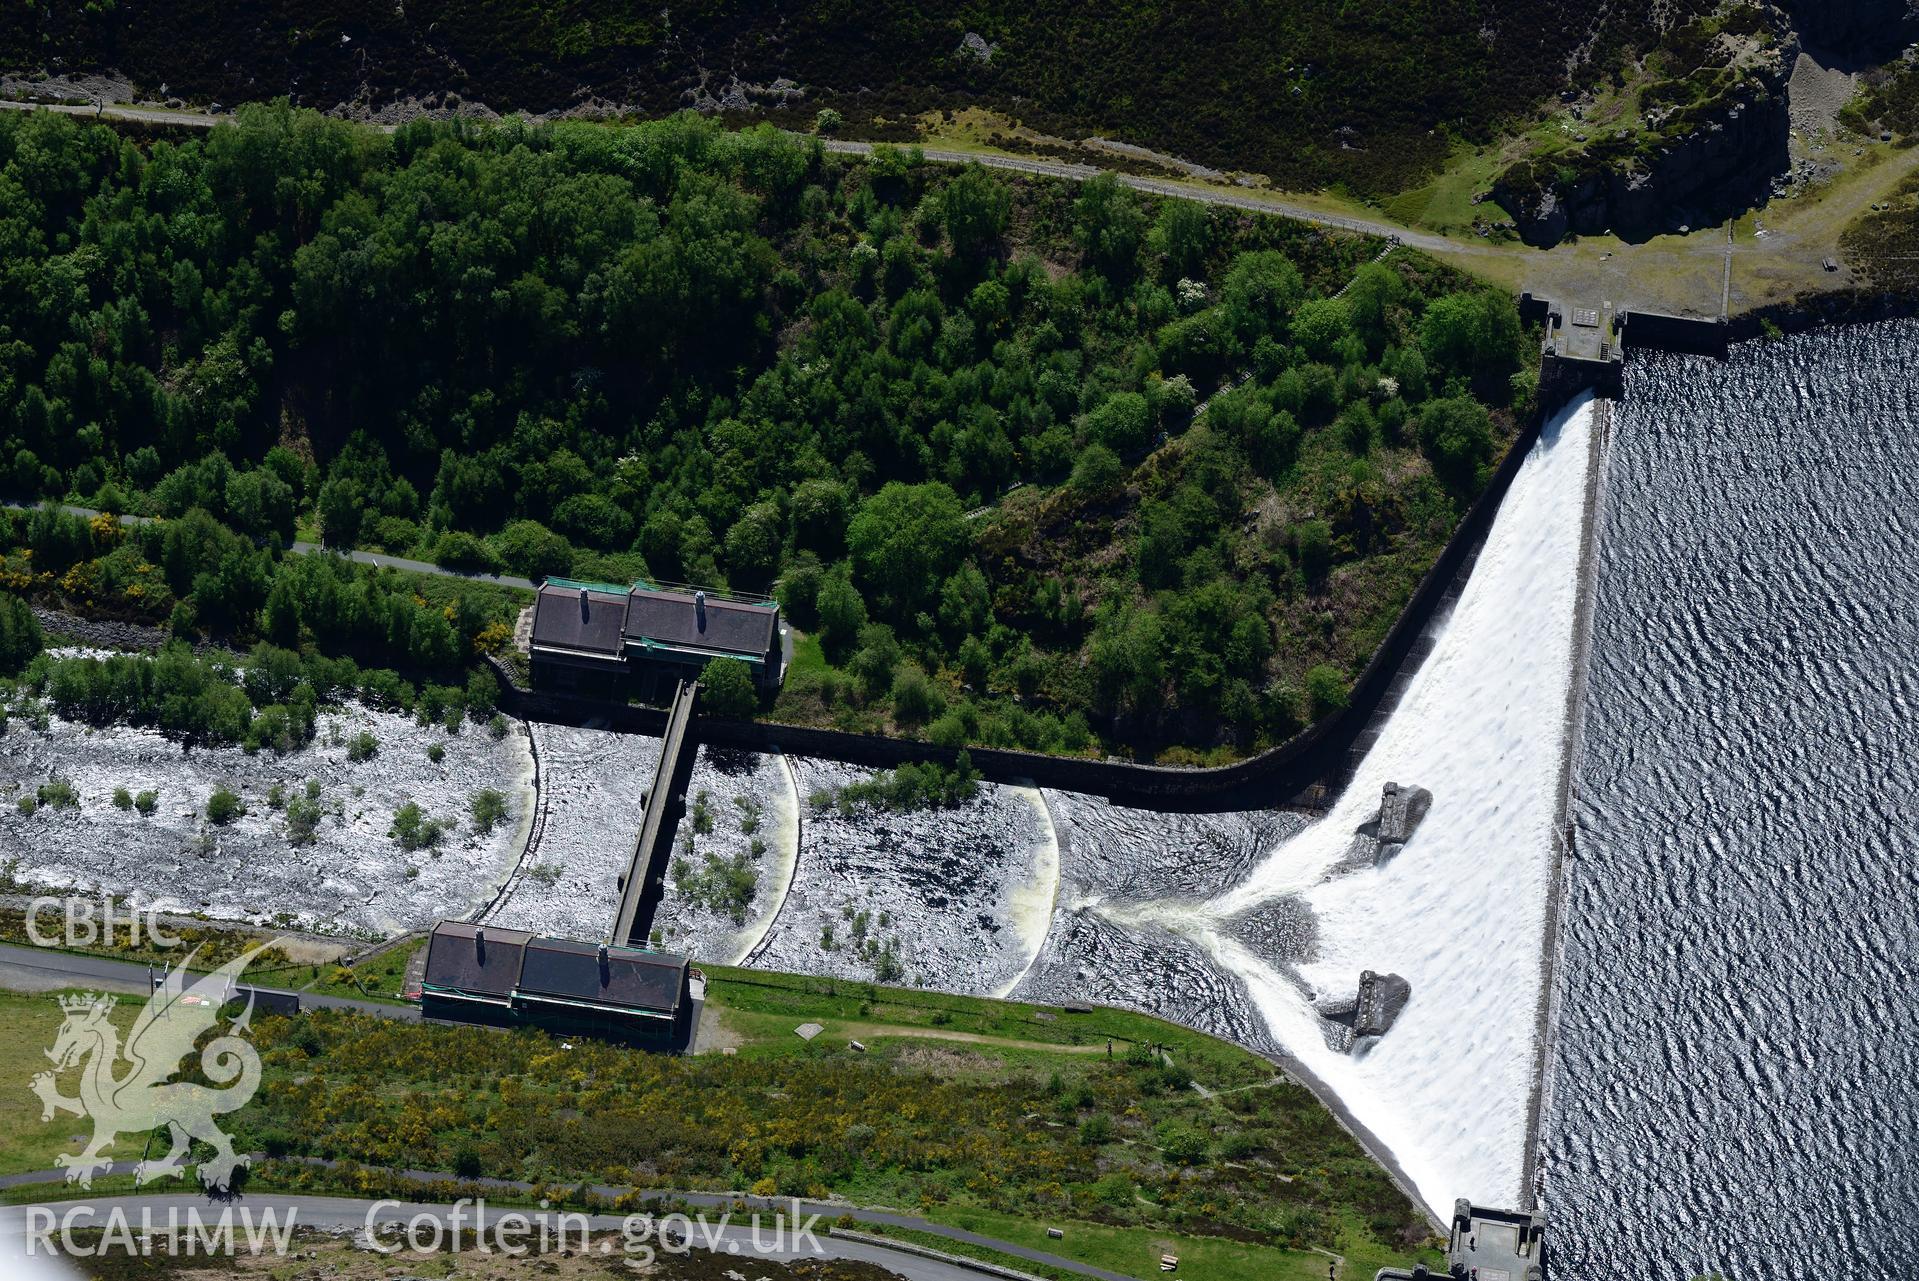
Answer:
695, 589, 706, 632
579, 587, 590, 618
475, 927, 486, 962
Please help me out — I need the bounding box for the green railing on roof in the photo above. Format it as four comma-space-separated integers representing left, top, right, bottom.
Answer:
544, 574, 778, 609
632, 578, 777, 608
629, 636, 765, 664
543, 575, 643, 596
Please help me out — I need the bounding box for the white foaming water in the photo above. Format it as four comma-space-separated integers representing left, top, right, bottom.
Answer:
728, 749, 804, 964
1187, 394, 1598, 1214
994, 785, 1062, 997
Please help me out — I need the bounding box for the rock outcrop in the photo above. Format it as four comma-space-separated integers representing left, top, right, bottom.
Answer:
1223, 896, 1319, 962
1496, 72, 1792, 246
1494, 5, 1807, 246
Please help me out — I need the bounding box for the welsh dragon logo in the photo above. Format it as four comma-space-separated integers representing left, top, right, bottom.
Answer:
30, 945, 278, 1191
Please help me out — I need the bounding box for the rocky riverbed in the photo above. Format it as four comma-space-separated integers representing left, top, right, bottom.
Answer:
747, 759, 1057, 994
0, 700, 535, 937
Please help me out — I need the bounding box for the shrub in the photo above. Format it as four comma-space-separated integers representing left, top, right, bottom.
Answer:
1419, 290, 1521, 381
776, 558, 826, 630
0, 591, 43, 675
426, 742, 446, 763
1305, 664, 1349, 716
1069, 444, 1125, 499
134, 789, 158, 815
205, 785, 246, 825
112, 786, 133, 810
452, 1143, 487, 1180
1084, 392, 1154, 455
1293, 519, 1334, 585
346, 730, 379, 762
37, 777, 78, 809
820, 753, 979, 813
700, 657, 759, 720
1156, 1123, 1209, 1165
1418, 396, 1495, 489
848, 624, 901, 702
846, 482, 966, 622
491, 519, 574, 580
673, 848, 759, 924
285, 792, 323, 845
389, 802, 446, 851
470, 788, 509, 834
890, 665, 941, 726
431, 530, 503, 574
1078, 1113, 1114, 1145
815, 572, 868, 662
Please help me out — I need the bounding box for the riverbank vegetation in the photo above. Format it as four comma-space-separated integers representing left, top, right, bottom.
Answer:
0, 106, 1533, 761
807, 755, 981, 815
4, 635, 503, 751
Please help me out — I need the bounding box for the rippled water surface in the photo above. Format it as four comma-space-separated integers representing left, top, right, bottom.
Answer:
1542, 324, 1919, 1277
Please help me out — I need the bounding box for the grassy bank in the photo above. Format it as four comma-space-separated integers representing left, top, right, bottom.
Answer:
0, 964, 1439, 1276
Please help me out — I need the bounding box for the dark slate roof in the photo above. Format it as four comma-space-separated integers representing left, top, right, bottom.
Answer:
424, 921, 532, 999
532, 584, 628, 657
516, 937, 686, 1016
624, 588, 777, 658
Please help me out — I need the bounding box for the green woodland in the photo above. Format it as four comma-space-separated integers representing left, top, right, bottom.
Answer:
0, 105, 1532, 760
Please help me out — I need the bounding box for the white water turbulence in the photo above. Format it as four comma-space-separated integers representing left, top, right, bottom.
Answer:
1193, 394, 1594, 1213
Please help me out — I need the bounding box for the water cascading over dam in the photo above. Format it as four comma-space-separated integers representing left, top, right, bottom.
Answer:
1017, 393, 1605, 1214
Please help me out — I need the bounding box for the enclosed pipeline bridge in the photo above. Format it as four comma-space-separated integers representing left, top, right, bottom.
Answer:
609, 677, 701, 949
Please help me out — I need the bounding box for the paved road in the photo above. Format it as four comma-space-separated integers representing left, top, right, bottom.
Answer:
2, 500, 537, 592
0, 941, 416, 1020
0, 1193, 1000, 1281
0, 1186, 1132, 1281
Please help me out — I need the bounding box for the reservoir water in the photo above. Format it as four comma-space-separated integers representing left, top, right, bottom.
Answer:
1540, 322, 1919, 1277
